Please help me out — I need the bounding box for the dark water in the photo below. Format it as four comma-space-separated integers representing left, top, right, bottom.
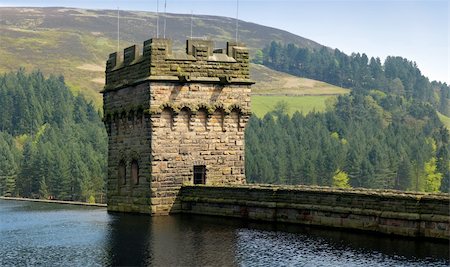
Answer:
0, 200, 448, 266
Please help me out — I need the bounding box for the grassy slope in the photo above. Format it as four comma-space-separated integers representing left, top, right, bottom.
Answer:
251, 64, 349, 117
0, 27, 118, 106
251, 95, 333, 117
251, 64, 349, 96
0, 7, 323, 107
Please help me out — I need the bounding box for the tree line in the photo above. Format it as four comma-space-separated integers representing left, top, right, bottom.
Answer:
245, 91, 449, 192
259, 41, 449, 116
0, 70, 107, 202
0, 66, 448, 202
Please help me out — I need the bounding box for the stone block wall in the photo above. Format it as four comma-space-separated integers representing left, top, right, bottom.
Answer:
103, 83, 152, 213
179, 185, 450, 240
103, 38, 253, 214
149, 82, 251, 214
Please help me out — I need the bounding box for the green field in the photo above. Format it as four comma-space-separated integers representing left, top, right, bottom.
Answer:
251, 95, 335, 117
250, 64, 349, 118
437, 112, 450, 130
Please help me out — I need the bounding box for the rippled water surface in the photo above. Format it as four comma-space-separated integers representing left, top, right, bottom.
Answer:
0, 200, 448, 266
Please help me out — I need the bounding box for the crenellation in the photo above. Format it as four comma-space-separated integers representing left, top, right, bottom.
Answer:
104, 38, 252, 91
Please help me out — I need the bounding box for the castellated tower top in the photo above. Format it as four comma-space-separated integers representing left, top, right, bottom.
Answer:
104, 38, 253, 91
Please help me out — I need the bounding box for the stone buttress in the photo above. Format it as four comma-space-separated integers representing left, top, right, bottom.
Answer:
102, 38, 253, 214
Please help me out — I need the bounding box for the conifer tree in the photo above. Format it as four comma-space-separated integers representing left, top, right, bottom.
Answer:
332, 169, 351, 188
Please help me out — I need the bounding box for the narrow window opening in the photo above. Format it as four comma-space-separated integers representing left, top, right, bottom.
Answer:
193, 165, 206, 185
118, 160, 126, 185
131, 160, 139, 185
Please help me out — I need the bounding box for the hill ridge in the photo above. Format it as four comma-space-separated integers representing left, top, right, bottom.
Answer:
0, 7, 325, 105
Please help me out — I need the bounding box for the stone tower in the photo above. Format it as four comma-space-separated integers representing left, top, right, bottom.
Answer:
102, 38, 252, 215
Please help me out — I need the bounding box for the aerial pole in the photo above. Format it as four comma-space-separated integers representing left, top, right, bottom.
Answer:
156, 0, 159, 38
190, 10, 193, 39
235, 0, 239, 42
163, 0, 167, 38
117, 7, 120, 51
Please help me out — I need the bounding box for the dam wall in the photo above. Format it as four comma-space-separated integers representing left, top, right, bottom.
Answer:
179, 185, 450, 240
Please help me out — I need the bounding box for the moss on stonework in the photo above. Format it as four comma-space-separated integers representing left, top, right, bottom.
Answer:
104, 39, 252, 91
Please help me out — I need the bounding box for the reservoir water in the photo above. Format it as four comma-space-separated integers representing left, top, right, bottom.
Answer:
0, 200, 448, 266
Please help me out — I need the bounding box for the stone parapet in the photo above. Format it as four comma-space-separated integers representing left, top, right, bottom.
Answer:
179, 185, 450, 240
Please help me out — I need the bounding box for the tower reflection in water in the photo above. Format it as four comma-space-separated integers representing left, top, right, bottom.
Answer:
106, 213, 239, 266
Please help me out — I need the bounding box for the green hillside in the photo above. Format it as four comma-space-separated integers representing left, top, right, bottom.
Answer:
251, 64, 349, 96
250, 64, 349, 117
251, 95, 332, 117
0, 7, 323, 106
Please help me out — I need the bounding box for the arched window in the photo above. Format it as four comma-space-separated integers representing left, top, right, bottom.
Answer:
131, 160, 139, 185
118, 160, 126, 185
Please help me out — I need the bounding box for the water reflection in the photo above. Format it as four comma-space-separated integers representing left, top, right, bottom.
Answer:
106, 214, 239, 266
105, 213, 151, 266
1, 200, 448, 267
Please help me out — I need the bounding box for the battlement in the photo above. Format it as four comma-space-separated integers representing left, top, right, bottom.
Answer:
104, 38, 252, 91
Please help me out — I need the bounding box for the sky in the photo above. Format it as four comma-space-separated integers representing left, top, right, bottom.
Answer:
1, 0, 449, 84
